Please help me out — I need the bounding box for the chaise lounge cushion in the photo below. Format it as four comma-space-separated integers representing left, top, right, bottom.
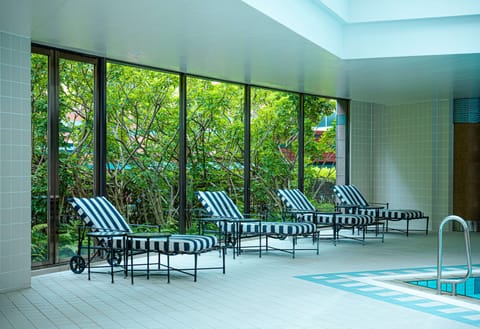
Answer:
277, 189, 376, 226
70, 196, 218, 254
111, 234, 218, 254
196, 191, 316, 235
379, 209, 425, 220
293, 210, 376, 226
333, 185, 427, 219
333, 184, 429, 236
70, 196, 132, 233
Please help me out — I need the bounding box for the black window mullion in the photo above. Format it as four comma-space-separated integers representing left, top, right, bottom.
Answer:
95, 58, 107, 196
298, 93, 305, 192
244, 85, 251, 214
178, 73, 187, 234
48, 49, 60, 263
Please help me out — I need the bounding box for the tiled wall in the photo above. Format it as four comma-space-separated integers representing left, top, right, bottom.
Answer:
335, 100, 348, 185
350, 101, 384, 199
350, 100, 451, 231
0, 31, 31, 292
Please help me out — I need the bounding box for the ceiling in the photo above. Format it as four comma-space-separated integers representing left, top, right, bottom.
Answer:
24, 0, 480, 105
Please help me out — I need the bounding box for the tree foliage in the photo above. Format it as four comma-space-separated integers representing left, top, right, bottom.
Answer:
186, 78, 244, 211
106, 63, 179, 226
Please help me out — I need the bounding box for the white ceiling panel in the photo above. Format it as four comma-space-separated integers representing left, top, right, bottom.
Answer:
30, 0, 480, 105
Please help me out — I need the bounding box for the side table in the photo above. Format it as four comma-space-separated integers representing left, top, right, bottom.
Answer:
126, 232, 171, 284
86, 231, 126, 284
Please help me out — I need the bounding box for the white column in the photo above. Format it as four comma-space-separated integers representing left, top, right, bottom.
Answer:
0, 30, 32, 292
335, 99, 348, 185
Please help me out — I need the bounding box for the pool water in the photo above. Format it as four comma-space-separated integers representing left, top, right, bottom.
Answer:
407, 276, 480, 300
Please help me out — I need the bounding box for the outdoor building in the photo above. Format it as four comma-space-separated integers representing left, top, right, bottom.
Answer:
1, 1, 480, 320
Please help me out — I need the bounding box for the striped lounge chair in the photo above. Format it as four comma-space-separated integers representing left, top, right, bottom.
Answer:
276, 189, 383, 244
196, 191, 318, 258
69, 196, 224, 282
333, 185, 429, 236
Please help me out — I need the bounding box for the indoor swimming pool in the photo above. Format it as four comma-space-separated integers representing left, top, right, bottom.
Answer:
407, 276, 480, 300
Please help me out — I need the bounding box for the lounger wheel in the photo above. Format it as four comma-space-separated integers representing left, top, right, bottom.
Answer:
106, 251, 122, 266
70, 255, 86, 274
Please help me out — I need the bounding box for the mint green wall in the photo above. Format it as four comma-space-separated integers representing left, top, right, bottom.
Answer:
350, 100, 452, 231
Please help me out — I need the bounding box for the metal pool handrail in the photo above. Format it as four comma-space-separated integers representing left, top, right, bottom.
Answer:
437, 215, 472, 296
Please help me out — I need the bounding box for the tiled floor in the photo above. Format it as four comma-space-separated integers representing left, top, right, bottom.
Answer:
1, 231, 479, 329
298, 266, 480, 327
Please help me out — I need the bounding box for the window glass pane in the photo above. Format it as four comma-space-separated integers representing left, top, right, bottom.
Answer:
251, 88, 299, 217
304, 96, 336, 209
187, 78, 244, 218
106, 63, 180, 227
58, 58, 95, 260
31, 53, 49, 264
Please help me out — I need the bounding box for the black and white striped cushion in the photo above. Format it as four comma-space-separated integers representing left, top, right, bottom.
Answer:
333, 185, 370, 207
261, 222, 316, 235
333, 185, 425, 220
314, 213, 335, 224
355, 208, 379, 216
224, 222, 316, 235
196, 191, 243, 219
307, 213, 375, 226
220, 222, 316, 234
167, 235, 218, 253
197, 190, 316, 236
196, 191, 247, 233
276, 189, 316, 212
238, 222, 261, 234
112, 235, 218, 253
380, 209, 424, 220
276, 189, 318, 222
70, 196, 219, 254
69, 196, 132, 233
196, 191, 259, 233
336, 214, 376, 226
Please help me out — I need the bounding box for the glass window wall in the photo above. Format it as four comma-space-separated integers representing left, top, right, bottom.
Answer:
186, 77, 244, 217
303, 96, 337, 209
57, 57, 95, 260
251, 88, 299, 218
31, 45, 343, 267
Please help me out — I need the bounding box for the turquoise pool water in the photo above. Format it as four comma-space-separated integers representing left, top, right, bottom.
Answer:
407, 276, 480, 300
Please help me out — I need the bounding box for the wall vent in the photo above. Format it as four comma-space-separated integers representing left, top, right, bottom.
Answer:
454, 98, 480, 123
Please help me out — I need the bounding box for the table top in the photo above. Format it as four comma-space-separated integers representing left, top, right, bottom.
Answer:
339, 204, 384, 210
288, 209, 341, 215
199, 217, 261, 223
87, 230, 127, 237
126, 232, 171, 239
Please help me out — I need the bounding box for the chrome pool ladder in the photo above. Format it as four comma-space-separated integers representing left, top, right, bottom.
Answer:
437, 215, 472, 296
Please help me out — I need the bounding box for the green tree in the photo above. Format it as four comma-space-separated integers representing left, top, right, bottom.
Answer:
250, 88, 299, 213
304, 96, 336, 206
106, 63, 180, 227
57, 58, 96, 259
186, 78, 244, 212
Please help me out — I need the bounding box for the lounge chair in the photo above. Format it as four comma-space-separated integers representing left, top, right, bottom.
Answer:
196, 191, 318, 258
276, 188, 384, 244
333, 184, 429, 236
69, 196, 224, 282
